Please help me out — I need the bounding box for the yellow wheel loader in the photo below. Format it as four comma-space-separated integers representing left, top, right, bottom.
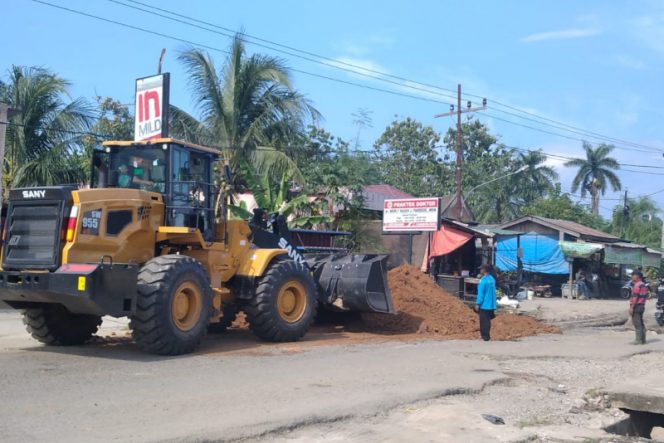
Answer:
0, 139, 393, 355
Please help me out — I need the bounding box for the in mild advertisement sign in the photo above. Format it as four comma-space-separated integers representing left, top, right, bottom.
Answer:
134, 73, 170, 141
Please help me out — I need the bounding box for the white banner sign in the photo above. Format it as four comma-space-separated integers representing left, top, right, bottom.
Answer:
134, 73, 169, 141
382, 198, 440, 232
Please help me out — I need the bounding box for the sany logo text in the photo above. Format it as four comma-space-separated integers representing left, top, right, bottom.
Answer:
277, 237, 306, 266
22, 190, 46, 199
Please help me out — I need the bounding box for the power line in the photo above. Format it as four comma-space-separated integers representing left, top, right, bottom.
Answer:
5, 120, 664, 204
37, 0, 661, 155
506, 145, 663, 170
486, 107, 664, 153
0, 121, 110, 139
30, 0, 454, 109
474, 97, 663, 153
107, 0, 460, 104
111, 0, 664, 154
480, 111, 663, 155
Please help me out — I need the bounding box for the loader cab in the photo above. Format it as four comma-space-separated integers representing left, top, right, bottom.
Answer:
92, 138, 219, 240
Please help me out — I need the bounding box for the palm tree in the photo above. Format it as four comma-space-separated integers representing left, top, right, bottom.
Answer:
611, 196, 662, 246
173, 34, 320, 185
1, 66, 94, 190
565, 142, 621, 216
514, 149, 558, 203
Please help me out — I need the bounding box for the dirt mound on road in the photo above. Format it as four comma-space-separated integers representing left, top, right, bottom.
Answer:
358, 265, 559, 340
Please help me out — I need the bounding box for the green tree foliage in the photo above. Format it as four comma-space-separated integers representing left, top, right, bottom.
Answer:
0, 66, 94, 189
565, 142, 621, 216
291, 126, 377, 227
444, 118, 503, 192
514, 150, 558, 201
295, 127, 377, 192
230, 161, 331, 229
173, 34, 319, 184
523, 184, 609, 231
443, 119, 557, 223
81, 97, 134, 177
373, 118, 448, 197
609, 196, 662, 249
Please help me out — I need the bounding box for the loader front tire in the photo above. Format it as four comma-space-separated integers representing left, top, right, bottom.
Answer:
130, 255, 212, 355
245, 259, 317, 342
22, 305, 102, 346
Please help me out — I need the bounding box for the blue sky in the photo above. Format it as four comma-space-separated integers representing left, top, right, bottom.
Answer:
4, 0, 664, 217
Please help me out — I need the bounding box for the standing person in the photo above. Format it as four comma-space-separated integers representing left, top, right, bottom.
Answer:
475, 264, 497, 341
629, 270, 649, 345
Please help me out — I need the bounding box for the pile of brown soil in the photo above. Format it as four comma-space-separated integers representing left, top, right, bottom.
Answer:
358, 264, 559, 340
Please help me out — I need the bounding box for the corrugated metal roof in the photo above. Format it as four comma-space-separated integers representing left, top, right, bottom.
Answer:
499, 216, 620, 242
476, 225, 522, 236
362, 184, 415, 211
611, 241, 645, 249
647, 247, 663, 256
445, 219, 494, 238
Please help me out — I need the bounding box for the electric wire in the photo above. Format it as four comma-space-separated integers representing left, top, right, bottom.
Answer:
110, 0, 664, 154
33, 0, 664, 154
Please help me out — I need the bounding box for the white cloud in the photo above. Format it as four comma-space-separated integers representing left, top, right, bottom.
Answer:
328, 56, 389, 79
336, 42, 370, 56
521, 28, 600, 43
333, 32, 395, 56
613, 54, 647, 70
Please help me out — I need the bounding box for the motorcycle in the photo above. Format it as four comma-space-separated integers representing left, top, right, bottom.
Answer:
621, 275, 651, 300
656, 278, 664, 327
621, 280, 633, 299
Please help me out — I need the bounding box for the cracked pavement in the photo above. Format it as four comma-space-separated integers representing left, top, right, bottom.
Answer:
1, 300, 663, 442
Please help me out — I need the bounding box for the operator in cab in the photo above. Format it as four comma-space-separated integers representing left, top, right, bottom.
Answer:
119, 155, 154, 189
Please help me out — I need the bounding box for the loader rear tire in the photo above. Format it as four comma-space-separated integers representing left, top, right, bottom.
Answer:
22, 305, 102, 346
245, 259, 317, 342
130, 255, 212, 355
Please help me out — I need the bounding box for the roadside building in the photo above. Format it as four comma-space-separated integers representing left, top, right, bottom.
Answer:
360, 185, 475, 266
497, 215, 662, 298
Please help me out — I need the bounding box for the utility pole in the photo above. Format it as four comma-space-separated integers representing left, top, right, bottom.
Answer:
621, 190, 629, 238
434, 85, 486, 220
0, 103, 9, 211
455, 84, 462, 219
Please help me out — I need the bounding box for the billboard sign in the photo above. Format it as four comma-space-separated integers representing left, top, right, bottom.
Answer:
134, 73, 170, 141
382, 198, 440, 232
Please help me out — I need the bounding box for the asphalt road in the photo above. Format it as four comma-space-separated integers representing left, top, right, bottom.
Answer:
0, 305, 662, 443
0, 312, 502, 442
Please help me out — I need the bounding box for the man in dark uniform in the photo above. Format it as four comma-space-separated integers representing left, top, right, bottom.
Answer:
629, 270, 649, 345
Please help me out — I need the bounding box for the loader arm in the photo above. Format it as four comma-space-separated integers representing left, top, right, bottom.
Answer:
247, 212, 394, 314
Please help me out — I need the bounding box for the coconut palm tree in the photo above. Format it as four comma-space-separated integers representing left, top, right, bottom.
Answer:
1, 66, 94, 190
565, 142, 621, 216
611, 196, 662, 246
173, 34, 320, 185
514, 149, 558, 203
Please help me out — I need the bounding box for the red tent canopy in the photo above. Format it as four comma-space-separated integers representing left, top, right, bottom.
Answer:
429, 224, 474, 259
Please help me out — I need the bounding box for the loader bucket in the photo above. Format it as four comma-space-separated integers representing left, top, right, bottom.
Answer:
305, 254, 395, 314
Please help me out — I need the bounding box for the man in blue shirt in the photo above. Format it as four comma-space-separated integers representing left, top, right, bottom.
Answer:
475, 264, 497, 341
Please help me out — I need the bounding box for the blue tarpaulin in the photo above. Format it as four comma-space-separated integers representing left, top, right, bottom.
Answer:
496, 233, 569, 275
